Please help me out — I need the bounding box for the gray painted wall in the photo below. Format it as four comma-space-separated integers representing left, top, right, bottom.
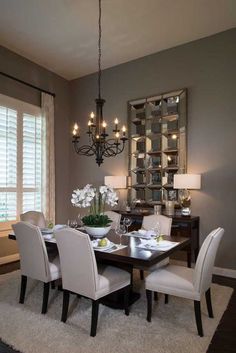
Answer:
69, 29, 236, 270
0, 46, 71, 256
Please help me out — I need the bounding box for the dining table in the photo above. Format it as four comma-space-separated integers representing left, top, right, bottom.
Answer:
8, 228, 191, 309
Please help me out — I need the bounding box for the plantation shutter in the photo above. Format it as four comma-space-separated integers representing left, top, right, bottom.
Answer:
22, 113, 43, 213
0, 93, 46, 223
0, 105, 17, 221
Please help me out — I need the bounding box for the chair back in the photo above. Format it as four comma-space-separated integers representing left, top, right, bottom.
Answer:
12, 222, 50, 282
55, 228, 98, 299
20, 211, 46, 228
193, 227, 224, 294
104, 211, 121, 229
142, 214, 172, 235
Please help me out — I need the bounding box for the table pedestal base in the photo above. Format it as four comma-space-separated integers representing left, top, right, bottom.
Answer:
101, 290, 140, 310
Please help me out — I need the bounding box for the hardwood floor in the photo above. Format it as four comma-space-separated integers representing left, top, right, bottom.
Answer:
207, 275, 236, 353
0, 262, 235, 353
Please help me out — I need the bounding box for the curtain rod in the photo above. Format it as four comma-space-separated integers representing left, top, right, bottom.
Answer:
0, 72, 56, 98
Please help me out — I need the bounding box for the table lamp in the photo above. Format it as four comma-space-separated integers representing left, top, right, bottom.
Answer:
173, 174, 201, 216
104, 176, 127, 210
104, 176, 127, 189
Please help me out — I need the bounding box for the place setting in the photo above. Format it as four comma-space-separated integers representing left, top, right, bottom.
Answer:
136, 237, 180, 251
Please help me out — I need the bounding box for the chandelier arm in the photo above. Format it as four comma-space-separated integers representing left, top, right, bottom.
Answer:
102, 142, 125, 157
105, 138, 121, 146
74, 143, 96, 156
103, 147, 118, 157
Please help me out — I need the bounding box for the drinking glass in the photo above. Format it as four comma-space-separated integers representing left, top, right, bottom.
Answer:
153, 221, 160, 236
123, 217, 132, 233
115, 224, 126, 245
77, 214, 83, 227
67, 219, 77, 228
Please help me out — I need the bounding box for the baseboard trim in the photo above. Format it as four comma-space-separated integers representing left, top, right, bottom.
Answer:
170, 259, 236, 279
1, 256, 236, 279
213, 266, 236, 279
0, 254, 20, 266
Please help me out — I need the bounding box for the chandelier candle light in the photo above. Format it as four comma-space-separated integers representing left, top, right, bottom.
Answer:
72, 0, 128, 166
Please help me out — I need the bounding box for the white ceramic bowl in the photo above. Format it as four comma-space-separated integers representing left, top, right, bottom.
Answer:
84, 225, 111, 238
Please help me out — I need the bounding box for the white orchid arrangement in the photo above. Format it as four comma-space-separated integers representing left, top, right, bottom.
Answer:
71, 184, 118, 227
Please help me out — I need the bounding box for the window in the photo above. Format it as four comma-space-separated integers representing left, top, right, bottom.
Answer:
0, 94, 45, 222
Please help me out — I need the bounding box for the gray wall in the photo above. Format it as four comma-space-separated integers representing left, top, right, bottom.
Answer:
0, 46, 71, 256
69, 28, 236, 270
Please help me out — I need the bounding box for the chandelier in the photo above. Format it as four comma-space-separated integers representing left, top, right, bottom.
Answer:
72, 0, 128, 166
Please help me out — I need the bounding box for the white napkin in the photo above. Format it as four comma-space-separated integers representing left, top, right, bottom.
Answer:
137, 239, 179, 251
138, 229, 156, 238
42, 233, 54, 240
53, 224, 68, 231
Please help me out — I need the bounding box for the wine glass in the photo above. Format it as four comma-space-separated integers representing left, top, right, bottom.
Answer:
154, 221, 160, 236
67, 219, 77, 228
115, 224, 126, 246
123, 217, 132, 234
77, 213, 83, 227
152, 221, 160, 241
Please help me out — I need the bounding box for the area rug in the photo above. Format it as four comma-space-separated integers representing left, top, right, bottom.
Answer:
0, 270, 233, 353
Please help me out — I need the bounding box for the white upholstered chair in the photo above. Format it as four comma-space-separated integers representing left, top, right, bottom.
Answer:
145, 227, 224, 336
104, 211, 121, 229
142, 214, 172, 236
20, 211, 46, 228
55, 228, 131, 337
12, 222, 61, 314
139, 215, 173, 281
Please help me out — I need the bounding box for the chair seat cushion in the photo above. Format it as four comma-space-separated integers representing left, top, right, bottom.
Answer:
48, 256, 61, 281
145, 265, 200, 300
136, 258, 169, 271
149, 257, 169, 271
95, 265, 130, 300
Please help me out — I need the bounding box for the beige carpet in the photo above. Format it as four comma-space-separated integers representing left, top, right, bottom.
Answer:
0, 270, 233, 353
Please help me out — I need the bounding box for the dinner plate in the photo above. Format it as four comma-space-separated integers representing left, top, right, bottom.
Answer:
41, 228, 53, 234
156, 240, 174, 247
92, 239, 114, 250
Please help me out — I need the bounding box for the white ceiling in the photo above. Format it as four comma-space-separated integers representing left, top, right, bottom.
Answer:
0, 0, 235, 80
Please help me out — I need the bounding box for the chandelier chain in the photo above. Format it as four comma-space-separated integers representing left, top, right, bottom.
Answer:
72, 0, 127, 166
98, 0, 102, 99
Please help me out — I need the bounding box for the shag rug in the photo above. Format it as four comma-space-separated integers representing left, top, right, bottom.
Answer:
0, 270, 233, 353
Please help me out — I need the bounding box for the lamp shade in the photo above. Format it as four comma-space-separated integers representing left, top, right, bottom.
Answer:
174, 174, 201, 189
104, 176, 127, 189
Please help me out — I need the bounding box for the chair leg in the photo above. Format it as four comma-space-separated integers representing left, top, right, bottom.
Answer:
205, 288, 214, 318
194, 300, 204, 337
124, 286, 130, 316
19, 275, 27, 304
51, 281, 56, 289
61, 290, 70, 323
154, 292, 158, 301
90, 300, 99, 337
165, 294, 169, 304
140, 270, 144, 280
146, 289, 152, 322
41, 282, 50, 314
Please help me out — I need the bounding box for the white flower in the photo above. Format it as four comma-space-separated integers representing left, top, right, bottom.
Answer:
71, 184, 118, 210
99, 185, 108, 194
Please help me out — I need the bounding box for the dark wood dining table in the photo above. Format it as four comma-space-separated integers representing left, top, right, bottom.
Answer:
9, 229, 190, 309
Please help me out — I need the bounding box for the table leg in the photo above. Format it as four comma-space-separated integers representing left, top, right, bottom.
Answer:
100, 265, 140, 309
187, 251, 192, 268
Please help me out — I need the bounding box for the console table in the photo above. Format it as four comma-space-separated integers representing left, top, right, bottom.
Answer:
117, 211, 199, 267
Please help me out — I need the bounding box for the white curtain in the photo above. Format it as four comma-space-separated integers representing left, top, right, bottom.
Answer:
41, 92, 55, 224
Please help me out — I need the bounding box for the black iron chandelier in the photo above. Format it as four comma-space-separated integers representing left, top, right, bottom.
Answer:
72, 0, 128, 166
